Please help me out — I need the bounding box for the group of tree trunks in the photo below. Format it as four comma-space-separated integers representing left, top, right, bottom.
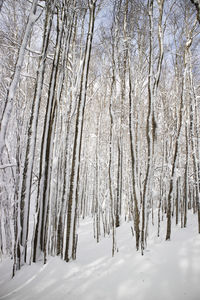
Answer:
0, 0, 200, 276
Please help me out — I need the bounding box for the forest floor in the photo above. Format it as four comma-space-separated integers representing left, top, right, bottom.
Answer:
0, 211, 200, 300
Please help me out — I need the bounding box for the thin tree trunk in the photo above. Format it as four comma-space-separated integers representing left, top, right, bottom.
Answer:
184, 124, 189, 227
64, 0, 96, 262
18, 0, 56, 267
33, 2, 64, 263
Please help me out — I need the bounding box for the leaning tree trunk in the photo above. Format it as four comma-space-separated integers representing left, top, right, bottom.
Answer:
33, 2, 65, 263
64, 0, 96, 262
15, 0, 56, 270
55, 8, 76, 258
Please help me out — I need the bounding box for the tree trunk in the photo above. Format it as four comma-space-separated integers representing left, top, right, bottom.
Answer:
64, 0, 96, 262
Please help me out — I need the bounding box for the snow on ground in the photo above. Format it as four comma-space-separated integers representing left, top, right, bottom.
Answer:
0, 212, 200, 300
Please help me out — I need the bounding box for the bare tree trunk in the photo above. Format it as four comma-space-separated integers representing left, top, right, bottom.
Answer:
166, 18, 196, 239
64, 0, 96, 262
17, 0, 56, 268
108, 33, 116, 256
33, 1, 65, 263
141, 0, 154, 254
56, 8, 77, 258
184, 124, 189, 227
122, 0, 140, 252
116, 140, 121, 228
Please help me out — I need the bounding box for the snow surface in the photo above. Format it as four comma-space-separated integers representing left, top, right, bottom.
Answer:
0, 212, 200, 300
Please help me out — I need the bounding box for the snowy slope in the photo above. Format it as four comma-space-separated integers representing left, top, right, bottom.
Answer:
0, 212, 200, 300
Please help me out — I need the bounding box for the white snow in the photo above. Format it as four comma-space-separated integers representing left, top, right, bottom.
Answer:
0, 212, 200, 300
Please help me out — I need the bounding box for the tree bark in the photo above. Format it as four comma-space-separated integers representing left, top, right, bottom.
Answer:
64, 0, 96, 262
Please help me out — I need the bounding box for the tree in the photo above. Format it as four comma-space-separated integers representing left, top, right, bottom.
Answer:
13, 0, 56, 274
64, 0, 97, 262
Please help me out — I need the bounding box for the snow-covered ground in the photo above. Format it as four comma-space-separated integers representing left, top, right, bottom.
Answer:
0, 212, 200, 300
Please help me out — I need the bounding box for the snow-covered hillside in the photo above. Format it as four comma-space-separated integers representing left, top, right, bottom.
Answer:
0, 212, 200, 300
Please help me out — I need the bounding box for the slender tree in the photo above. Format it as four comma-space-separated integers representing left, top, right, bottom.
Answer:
64, 0, 97, 262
